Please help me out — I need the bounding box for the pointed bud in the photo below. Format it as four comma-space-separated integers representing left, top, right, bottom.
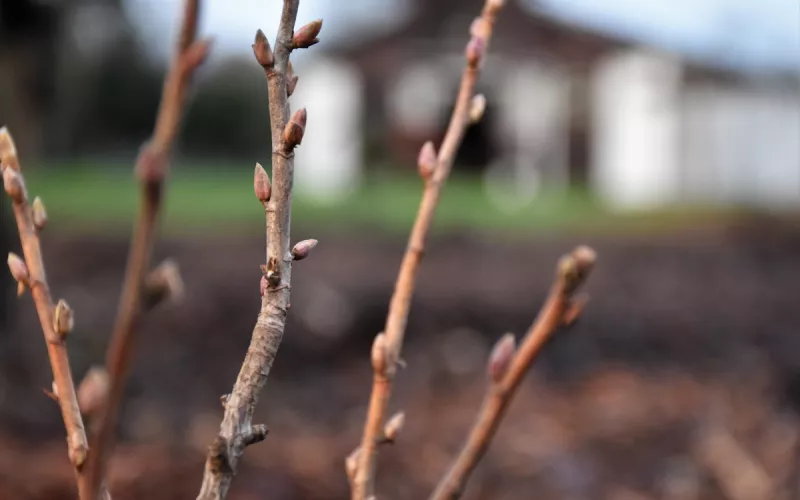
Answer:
558, 245, 596, 294
260, 275, 268, 297
417, 141, 437, 180
252, 29, 274, 68
292, 19, 323, 49
345, 447, 361, 481
144, 259, 184, 309
469, 94, 487, 123
7, 252, 28, 284
77, 366, 109, 417
67, 431, 88, 468
51, 381, 60, 400
287, 75, 299, 97
465, 36, 486, 67
291, 239, 318, 261
53, 299, 74, 339
182, 38, 213, 72
487, 333, 516, 383
254, 163, 271, 204
0, 127, 20, 172
282, 108, 307, 149
32, 196, 48, 230
383, 412, 406, 442
371, 332, 388, 376
3, 166, 26, 202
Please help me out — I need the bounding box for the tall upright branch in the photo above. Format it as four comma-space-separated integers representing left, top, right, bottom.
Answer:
351, 1, 505, 498
85, 0, 210, 497
1, 128, 101, 500
429, 246, 596, 500
197, 1, 321, 499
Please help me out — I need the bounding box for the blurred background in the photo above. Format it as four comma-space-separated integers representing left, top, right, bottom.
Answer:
1, 0, 799, 498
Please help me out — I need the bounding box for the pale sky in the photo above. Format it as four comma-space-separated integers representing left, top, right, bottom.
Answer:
124, 0, 800, 72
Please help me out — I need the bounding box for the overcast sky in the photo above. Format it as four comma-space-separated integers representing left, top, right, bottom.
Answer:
124, 0, 800, 72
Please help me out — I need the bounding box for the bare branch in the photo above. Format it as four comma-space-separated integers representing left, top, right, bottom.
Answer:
196, 1, 315, 498
85, 0, 209, 497
0, 127, 99, 499
351, 1, 506, 498
429, 246, 596, 500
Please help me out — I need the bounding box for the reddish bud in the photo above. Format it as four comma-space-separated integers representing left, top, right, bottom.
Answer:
470, 17, 488, 39
287, 75, 299, 97
371, 332, 388, 376
383, 411, 406, 442
252, 29, 274, 68
7, 252, 28, 284
469, 94, 487, 123
32, 196, 48, 230
254, 163, 271, 204
291, 239, 318, 261
487, 0, 506, 13
282, 108, 307, 149
417, 141, 437, 180
77, 366, 109, 417
53, 299, 74, 339
3, 166, 26, 202
0, 127, 19, 172
487, 333, 516, 383
465, 36, 486, 67
292, 19, 323, 49
182, 38, 212, 72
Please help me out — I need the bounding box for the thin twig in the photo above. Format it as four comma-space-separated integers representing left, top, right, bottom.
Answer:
85, 0, 209, 497
196, 2, 313, 499
429, 246, 596, 500
350, 1, 505, 498
1, 128, 103, 500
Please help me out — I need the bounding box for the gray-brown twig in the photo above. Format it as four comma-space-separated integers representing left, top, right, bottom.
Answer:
429, 246, 596, 500
1, 128, 101, 500
196, 2, 318, 499
84, 0, 210, 497
350, 1, 505, 498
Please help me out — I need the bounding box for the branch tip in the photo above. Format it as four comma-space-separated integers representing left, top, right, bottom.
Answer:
558, 245, 596, 294
0, 126, 20, 171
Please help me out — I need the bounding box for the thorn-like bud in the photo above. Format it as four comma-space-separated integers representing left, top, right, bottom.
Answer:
254, 163, 272, 204
282, 108, 307, 149
53, 299, 74, 339
3, 166, 26, 202
563, 293, 589, 327
371, 332, 389, 376
291, 239, 318, 261
487, 333, 516, 383
50, 381, 60, 400
16, 281, 25, 297
383, 411, 406, 442
32, 196, 48, 230
7, 252, 29, 284
557, 245, 597, 295
417, 141, 437, 180
292, 19, 323, 49
465, 36, 486, 67
68, 431, 88, 468
469, 94, 487, 124
346, 447, 361, 481
144, 259, 184, 309
287, 75, 299, 97
252, 29, 274, 68
182, 38, 213, 72
77, 366, 109, 417
0, 127, 20, 171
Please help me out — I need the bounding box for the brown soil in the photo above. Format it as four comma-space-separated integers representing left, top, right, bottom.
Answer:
1, 215, 800, 499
